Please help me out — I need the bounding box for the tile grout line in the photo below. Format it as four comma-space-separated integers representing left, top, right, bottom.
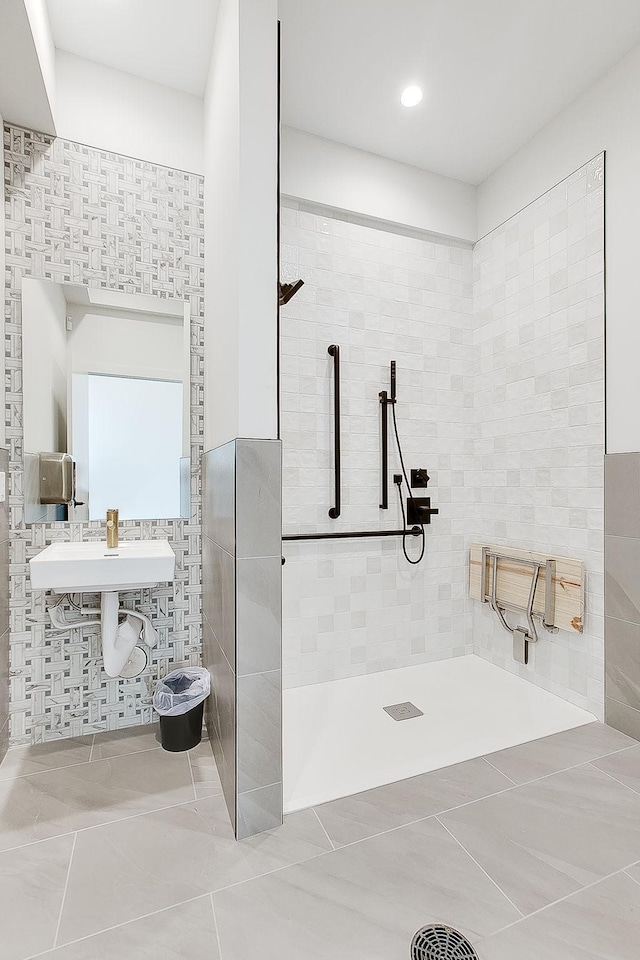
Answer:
206, 850, 336, 897
587, 760, 640, 799
203, 799, 524, 900
53, 831, 77, 949
435, 816, 525, 919
311, 807, 336, 851
0, 758, 94, 783
28, 846, 341, 960
624, 865, 640, 888
0, 743, 165, 782
90, 744, 164, 763
477, 859, 640, 944
209, 893, 224, 960
186, 748, 197, 802
460, 741, 638, 799
482, 755, 517, 785
240, 780, 282, 798
0, 793, 203, 857
24, 894, 210, 960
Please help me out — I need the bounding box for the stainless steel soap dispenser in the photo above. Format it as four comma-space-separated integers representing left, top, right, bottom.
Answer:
39, 452, 73, 504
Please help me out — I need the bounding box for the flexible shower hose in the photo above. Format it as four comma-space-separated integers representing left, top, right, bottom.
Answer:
391, 401, 426, 565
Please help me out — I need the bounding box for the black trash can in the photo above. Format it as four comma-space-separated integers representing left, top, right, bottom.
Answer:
153, 667, 210, 753
159, 700, 204, 752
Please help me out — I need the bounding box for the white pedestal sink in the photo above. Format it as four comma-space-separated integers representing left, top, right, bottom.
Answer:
30, 540, 176, 677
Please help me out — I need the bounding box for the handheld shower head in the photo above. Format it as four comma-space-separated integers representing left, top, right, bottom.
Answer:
390, 360, 397, 402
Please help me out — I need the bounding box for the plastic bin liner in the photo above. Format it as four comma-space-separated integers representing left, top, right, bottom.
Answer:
153, 667, 210, 717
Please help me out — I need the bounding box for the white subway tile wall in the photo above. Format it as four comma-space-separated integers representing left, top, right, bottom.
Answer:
281, 152, 604, 716
471, 154, 605, 718
280, 204, 475, 687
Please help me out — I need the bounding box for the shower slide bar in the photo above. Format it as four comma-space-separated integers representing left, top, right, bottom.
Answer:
283, 526, 422, 542
378, 360, 396, 509
327, 344, 341, 519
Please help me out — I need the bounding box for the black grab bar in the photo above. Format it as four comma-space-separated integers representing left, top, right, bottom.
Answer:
284, 526, 422, 542
328, 344, 341, 518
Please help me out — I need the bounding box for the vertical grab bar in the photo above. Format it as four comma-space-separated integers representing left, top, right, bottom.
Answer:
328, 345, 341, 518
379, 390, 388, 508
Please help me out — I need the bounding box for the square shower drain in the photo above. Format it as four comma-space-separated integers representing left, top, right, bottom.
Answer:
383, 701, 424, 721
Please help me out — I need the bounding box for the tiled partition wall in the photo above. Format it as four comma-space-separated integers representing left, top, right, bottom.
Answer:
280, 203, 474, 687
202, 439, 282, 839
4, 125, 205, 743
604, 454, 640, 737
471, 155, 605, 718
0, 449, 9, 760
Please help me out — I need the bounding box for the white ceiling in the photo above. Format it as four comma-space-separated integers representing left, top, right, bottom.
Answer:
46, 0, 219, 97
44, 0, 640, 184
279, 0, 640, 184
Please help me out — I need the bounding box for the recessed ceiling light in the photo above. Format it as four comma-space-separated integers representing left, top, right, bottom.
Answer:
401, 85, 423, 108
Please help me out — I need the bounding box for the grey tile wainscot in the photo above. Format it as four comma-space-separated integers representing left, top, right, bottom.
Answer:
606, 696, 640, 740
202, 443, 236, 553
605, 616, 640, 712
202, 439, 282, 838
605, 453, 640, 538
235, 439, 282, 560
237, 670, 282, 794
236, 555, 282, 675
605, 535, 640, 623
237, 781, 284, 838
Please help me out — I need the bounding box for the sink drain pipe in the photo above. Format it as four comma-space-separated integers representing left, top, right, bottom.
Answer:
48, 593, 159, 677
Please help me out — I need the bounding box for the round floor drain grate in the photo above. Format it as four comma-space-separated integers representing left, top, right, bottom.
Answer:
411, 925, 478, 960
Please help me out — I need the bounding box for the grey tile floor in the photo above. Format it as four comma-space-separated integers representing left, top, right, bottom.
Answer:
1, 721, 640, 959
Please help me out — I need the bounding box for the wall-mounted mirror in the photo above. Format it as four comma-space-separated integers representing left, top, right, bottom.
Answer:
22, 279, 191, 524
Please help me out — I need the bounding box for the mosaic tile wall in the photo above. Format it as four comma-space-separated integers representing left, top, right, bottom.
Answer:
471, 155, 605, 718
3, 124, 205, 743
280, 202, 475, 687
0, 448, 9, 761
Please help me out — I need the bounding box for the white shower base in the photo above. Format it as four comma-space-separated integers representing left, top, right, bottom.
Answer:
283, 654, 595, 813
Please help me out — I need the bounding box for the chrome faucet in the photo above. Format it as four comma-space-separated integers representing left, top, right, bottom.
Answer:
106, 508, 119, 548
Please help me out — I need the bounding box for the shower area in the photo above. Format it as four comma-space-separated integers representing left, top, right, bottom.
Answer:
279, 156, 605, 813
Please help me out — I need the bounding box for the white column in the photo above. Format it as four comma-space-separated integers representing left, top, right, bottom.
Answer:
203, 0, 279, 449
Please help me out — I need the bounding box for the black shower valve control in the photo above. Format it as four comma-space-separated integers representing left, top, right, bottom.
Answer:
393, 474, 403, 485
410, 468, 430, 488
406, 497, 439, 526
